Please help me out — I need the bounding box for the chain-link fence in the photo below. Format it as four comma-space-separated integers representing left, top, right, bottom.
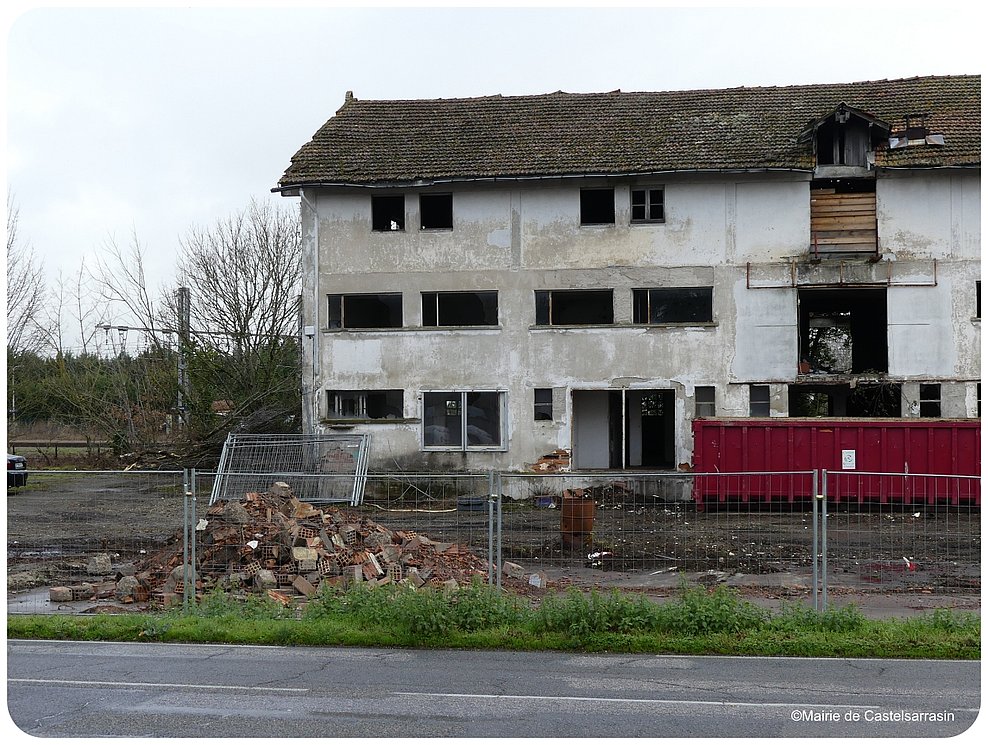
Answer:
6, 467, 980, 614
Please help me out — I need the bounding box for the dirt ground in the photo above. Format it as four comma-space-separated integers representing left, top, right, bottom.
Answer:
6, 471, 981, 616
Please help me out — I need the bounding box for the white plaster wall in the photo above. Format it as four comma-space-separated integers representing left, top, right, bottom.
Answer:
730, 280, 798, 381
734, 181, 810, 262
878, 171, 980, 259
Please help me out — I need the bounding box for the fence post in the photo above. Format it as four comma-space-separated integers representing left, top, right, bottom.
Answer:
812, 470, 819, 612
182, 468, 191, 613
821, 470, 829, 612
496, 471, 503, 590
190, 468, 198, 608
488, 470, 496, 586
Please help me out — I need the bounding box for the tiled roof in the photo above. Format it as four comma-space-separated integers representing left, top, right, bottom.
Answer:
277, 75, 980, 188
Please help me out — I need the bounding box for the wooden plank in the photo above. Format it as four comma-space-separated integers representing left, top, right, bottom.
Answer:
812, 232, 877, 245
811, 217, 877, 231
816, 243, 878, 254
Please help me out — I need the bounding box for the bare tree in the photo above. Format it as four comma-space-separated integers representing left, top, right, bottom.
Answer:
39, 259, 108, 357
6, 198, 47, 354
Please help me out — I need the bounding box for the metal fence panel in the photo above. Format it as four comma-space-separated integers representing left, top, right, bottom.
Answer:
209, 433, 370, 506
822, 471, 980, 598
497, 471, 820, 596
7, 470, 187, 614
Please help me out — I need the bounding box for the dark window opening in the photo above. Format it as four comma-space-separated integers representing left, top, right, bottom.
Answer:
420, 193, 452, 230
633, 287, 713, 324
327, 390, 404, 420
423, 391, 504, 449
422, 291, 497, 326
695, 386, 715, 418
572, 388, 675, 470
798, 288, 887, 374
789, 383, 902, 417
816, 112, 871, 167
534, 388, 553, 421
919, 383, 941, 418
631, 188, 664, 223
580, 188, 615, 225
749, 385, 771, 416
535, 289, 614, 326
372, 195, 405, 231
976, 281, 981, 319
904, 114, 929, 140
328, 293, 402, 329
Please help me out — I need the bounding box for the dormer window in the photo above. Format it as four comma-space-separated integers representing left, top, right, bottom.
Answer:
799, 103, 890, 170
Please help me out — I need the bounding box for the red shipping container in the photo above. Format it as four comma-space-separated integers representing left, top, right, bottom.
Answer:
692, 418, 981, 506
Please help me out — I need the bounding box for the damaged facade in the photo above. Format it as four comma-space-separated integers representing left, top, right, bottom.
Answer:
275, 76, 980, 472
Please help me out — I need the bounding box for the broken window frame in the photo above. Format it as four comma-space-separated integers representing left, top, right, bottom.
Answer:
534, 289, 614, 326
421, 290, 498, 327
630, 187, 664, 223
371, 195, 405, 232
421, 390, 506, 451
534, 388, 553, 421
749, 385, 771, 417
326, 390, 404, 421
579, 188, 616, 226
328, 293, 403, 329
919, 383, 941, 418
419, 193, 453, 231
694, 386, 715, 418
632, 287, 714, 325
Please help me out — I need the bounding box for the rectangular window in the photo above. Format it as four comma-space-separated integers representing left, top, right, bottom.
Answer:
535, 289, 614, 326
534, 388, 553, 421
749, 385, 771, 416
633, 287, 713, 324
327, 390, 404, 420
919, 383, 941, 418
422, 291, 497, 326
420, 193, 453, 230
631, 187, 664, 223
372, 195, 405, 231
328, 293, 402, 329
422, 391, 505, 450
976, 281, 981, 319
580, 188, 615, 225
695, 386, 715, 417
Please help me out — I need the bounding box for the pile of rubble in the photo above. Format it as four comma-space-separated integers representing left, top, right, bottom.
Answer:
50, 482, 495, 608
528, 448, 571, 473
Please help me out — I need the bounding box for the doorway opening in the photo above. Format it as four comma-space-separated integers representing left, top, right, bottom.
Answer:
572, 389, 675, 470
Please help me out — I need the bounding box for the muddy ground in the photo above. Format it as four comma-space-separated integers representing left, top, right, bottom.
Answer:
6, 471, 981, 611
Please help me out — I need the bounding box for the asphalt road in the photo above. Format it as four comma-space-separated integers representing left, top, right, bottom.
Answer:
6, 640, 980, 738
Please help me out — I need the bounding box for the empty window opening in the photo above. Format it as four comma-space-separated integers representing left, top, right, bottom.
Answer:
631, 188, 664, 223
816, 110, 872, 166
919, 383, 941, 418
422, 291, 497, 327
788, 383, 901, 417
422, 391, 504, 450
420, 193, 452, 230
798, 288, 887, 374
580, 188, 615, 225
749, 385, 771, 416
372, 195, 405, 231
694, 386, 715, 418
633, 287, 713, 324
976, 281, 981, 319
327, 390, 403, 420
328, 293, 403, 329
534, 388, 553, 421
572, 389, 675, 470
904, 114, 929, 140
535, 289, 614, 326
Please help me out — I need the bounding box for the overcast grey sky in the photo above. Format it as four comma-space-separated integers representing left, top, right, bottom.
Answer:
4, 2, 984, 328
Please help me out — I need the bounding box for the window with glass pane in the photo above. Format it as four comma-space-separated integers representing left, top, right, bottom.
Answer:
749, 385, 771, 416
695, 386, 715, 417
422, 391, 504, 449
631, 187, 664, 223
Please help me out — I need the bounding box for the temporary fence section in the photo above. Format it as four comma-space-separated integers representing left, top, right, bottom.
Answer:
209, 432, 370, 506
7, 469, 187, 615
820, 470, 981, 598
186, 471, 495, 602
497, 471, 824, 600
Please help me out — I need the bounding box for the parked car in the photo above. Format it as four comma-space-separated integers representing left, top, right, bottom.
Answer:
7, 453, 28, 488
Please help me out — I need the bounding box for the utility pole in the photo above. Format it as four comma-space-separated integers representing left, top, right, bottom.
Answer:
177, 286, 191, 427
